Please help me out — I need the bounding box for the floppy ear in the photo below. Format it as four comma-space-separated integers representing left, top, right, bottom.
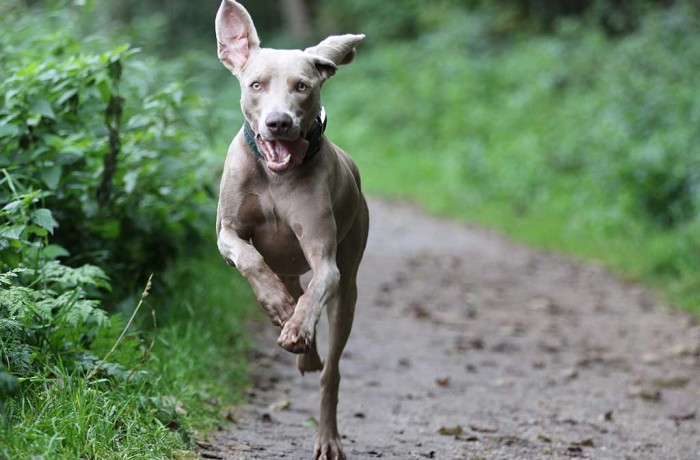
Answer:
304, 34, 364, 79
215, 0, 260, 75
308, 55, 338, 81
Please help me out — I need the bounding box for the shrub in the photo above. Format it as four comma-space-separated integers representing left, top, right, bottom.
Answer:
0, 7, 214, 296
0, 0, 216, 407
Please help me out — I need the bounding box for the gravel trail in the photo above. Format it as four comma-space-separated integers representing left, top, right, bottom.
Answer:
203, 199, 700, 460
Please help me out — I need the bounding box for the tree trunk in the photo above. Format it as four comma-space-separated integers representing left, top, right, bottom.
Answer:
281, 0, 313, 44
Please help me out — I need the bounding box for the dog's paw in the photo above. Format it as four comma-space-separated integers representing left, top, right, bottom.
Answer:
314, 434, 345, 460
261, 292, 295, 327
277, 315, 314, 354
297, 349, 324, 375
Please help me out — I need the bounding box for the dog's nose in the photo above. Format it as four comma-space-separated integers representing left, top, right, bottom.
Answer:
265, 112, 293, 134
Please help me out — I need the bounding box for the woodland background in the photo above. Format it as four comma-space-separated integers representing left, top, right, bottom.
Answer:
1, 0, 698, 457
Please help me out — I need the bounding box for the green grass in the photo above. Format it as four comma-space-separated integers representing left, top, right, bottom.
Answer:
318, 6, 699, 312
1, 238, 257, 459
5, 5, 698, 458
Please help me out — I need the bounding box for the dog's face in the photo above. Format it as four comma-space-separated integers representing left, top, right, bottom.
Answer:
215, 0, 363, 172
238, 49, 330, 172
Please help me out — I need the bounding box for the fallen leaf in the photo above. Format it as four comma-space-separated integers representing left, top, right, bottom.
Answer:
455, 336, 484, 351
301, 416, 318, 429
204, 397, 220, 406
528, 296, 561, 315
195, 440, 215, 450
491, 341, 519, 353
411, 303, 431, 319
627, 385, 662, 402
669, 412, 696, 426
200, 453, 223, 460
224, 440, 252, 451
437, 425, 463, 436
224, 407, 240, 422
493, 378, 514, 388
538, 339, 561, 353
456, 434, 479, 442
572, 438, 594, 447
469, 424, 498, 433
667, 343, 696, 357
641, 353, 661, 365
269, 399, 291, 411
561, 368, 579, 381
436, 377, 450, 387
175, 402, 187, 416
651, 376, 689, 388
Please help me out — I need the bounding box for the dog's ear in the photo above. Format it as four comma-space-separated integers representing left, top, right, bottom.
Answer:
215, 0, 260, 76
304, 34, 364, 79
308, 56, 338, 81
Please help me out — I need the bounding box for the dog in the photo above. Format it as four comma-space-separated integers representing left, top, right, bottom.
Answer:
214, 1, 368, 458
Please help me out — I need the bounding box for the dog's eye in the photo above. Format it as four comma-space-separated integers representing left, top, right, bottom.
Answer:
250, 81, 262, 92
295, 81, 308, 93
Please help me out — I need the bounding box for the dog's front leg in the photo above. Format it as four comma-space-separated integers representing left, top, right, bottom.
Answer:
217, 226, 295, 327
277, 218, 339, 354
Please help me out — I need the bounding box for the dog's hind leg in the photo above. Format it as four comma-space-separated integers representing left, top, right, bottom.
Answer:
315, 215, 367, 460
280, 275, 324, 374
315, 278, 355, 460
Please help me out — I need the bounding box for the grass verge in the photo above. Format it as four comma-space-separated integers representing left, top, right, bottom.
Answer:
318, 6, 699, 313
0, 237, 256, 459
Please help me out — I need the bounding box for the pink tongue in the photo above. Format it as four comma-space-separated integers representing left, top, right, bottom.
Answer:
257, 136, 309, 171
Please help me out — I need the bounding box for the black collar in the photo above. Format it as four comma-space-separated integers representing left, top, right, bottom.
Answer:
243, 107, 327, 163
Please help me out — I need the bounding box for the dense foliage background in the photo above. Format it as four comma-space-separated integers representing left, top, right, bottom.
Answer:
1, 0, 698, 458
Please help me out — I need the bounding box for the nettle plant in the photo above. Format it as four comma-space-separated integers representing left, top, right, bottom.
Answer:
0, 172, 112, 396
0, 29, 212, 296
0, 25, 212, 394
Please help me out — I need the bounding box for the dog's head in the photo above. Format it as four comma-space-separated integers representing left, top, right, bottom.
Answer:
215, 0, 364, 173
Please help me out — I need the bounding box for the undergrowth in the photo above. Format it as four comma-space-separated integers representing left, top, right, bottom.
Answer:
0, 238, 254, 459
1, 3, 256, 458
321, 5, 699, 311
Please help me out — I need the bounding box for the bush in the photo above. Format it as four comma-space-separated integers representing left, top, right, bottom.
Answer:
0, 0, 217, 420
0, 7, 214, 296
0, 4, 252, 457
323, 3, 700, 309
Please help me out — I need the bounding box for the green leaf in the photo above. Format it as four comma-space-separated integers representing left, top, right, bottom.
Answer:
0, 123, 19, 138
29, 98, 56, 120
42, 244, 70, 260
26, 225, 48, 237
0, 369, 19, 397
31, 209, 58, 234
55, 88, 78, 106
0, 225, 26, 240
2, 200, 24, 213
40, 165, 62, 190
97, 78, 111, 102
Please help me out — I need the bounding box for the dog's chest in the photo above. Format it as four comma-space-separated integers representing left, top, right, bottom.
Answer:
236, 191, 308, 275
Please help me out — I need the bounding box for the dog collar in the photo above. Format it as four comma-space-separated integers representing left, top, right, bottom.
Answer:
243, 107, 327, 163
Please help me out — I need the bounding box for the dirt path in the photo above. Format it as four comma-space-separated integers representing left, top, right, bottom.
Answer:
203, 199, 700, 460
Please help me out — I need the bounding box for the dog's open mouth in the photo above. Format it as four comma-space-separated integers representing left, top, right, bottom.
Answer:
256, 135, 309, 173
